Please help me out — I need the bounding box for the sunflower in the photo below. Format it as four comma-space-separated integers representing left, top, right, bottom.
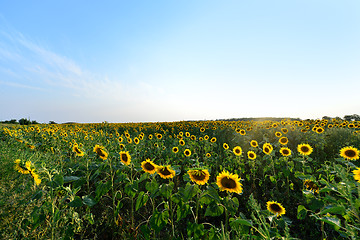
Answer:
216, 170, 243, 194
93, 145, 108, 160
233, 146, 242, 156
191, 135, 196, 141
32, 172, 42, 185
172, 147, 179, 153
141, 159, 157, 174
223, 143, 229, 149
14, 159, 30, 174
134, 137, 140, 145
188, 169, 210, 185
185, 132, 191, 137
210, 137, 217, 143
263, 143, 273, 155
267, 201, 286, 216
72, 145, 85, 156
279, 137, 288, 145
119, 143, 125, 150
184, 149, 191, 157
240, 129, 246, 135
156, 134, 162, 139
148, 134, 153, 139
247, 151, 256, 160
304, 179, 319, 193
204, 135, 209, 141
316, 127, 324, 134
179, 139, 185, 146
250, 140, 258, 148
280, 147, 291, 157
297, 144, 313, 156
200, 127, 205, 132
340, 146, 360, 160
206, 153, 211, 158
119, 151, 131, 166
353, 167, 360, 183
275, 132, 282, 137
156, 165, 176, 179
281, 128, 288, 134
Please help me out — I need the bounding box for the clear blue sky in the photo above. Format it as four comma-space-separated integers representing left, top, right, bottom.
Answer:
1, 0, 359, 123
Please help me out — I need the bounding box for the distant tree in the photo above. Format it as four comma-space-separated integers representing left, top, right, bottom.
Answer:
49, 121, 57, 124
344, 114, 360, 121
31, 120, 39, 124
19, 118, 31, 125
9, 119, 18, 124
322, 116, 331, 120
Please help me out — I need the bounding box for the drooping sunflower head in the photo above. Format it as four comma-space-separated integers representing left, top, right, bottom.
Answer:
250, 140, 258, 148
280, 147, 291, 157
297, 144, 313, 156
267, 201, 286, 217
233, 146, 242, 156
14, 159, 30, 174
156, 165, 176, 179
279, 137, 288, 145
93, 145, 108, 160
247, 151, 256, 160
184, 149, 191, 157
353, 167, 360, 183
188, 169, 210, 185
304, 179, 319, 193
72, 145, 85, 156
216, 170, 243, 194
141, 159, 157, 174
340, 146, 360, 160
119, 151, 131, 166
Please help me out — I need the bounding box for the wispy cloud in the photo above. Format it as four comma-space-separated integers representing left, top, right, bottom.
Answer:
0, 22, 124, 100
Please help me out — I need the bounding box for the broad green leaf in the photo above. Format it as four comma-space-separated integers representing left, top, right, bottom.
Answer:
297, 205, 307, 220
135, 191, 149, 211
320, 205, 346, 215
183, 183, 200, 202
95, 180, 112, 201
205, 203, 224, 217
64, 176, 80, 183
229, 218, 253, 227
82, 195, 97, 207
68, 196, 83, 207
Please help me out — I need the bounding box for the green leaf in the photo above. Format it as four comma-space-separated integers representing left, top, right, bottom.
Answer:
160, 182, 174, 198
320, 205, 346, 215
183, 183, 200, 202
124, 182, 138, 198
321, 216, 341, 229
135, 191, 149, 211
200, 186, 222, 204
205, 203, 224, 217
229, 218, 253, 227
297, 205, 307, 220
187, 222, 205, 239
50, 174, 64, 188
82, 195, 97, 207
176, 202, 191, 222
149, 209, 169, 233
146, 179, 159, 197
68, 196, 83, 207
95, 180, 112, 201
224, 196, 239, 215
64, 176, 80, 183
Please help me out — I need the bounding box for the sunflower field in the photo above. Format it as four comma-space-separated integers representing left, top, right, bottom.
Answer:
1, 118, 360, 239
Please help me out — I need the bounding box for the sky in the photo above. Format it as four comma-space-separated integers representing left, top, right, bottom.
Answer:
0, 0, 359, 123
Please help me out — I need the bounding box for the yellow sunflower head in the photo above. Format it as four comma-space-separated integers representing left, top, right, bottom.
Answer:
247, 151, 256, 160
223, 143, 229, 150
93, 144, 108, 160
233, 146, 242, 156
134, 137, 140, 145
187, 169, 210, 185
172, 147, 179, 153
250, 140, 258, 148
179, 139, 185, 146
72, 145, 85, 156
275, 132, 282, 137
263, 143, 273, 155
156, 165, 176, 179
14, 159, 30, 174
267, 201, 286, 217
216, 170, 243, 194
184, 149, 191, 157
340, 146, 360, 160
210, 137, 217, 143
353, 167, 360, 183
280, 147, 291, 157
297, 143, 313, 156
279, 137, 288, 145
119, 151, 131, 166
141, 159, 157, 174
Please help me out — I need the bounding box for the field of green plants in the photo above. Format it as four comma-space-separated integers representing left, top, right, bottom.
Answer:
1, 118, 360, 239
